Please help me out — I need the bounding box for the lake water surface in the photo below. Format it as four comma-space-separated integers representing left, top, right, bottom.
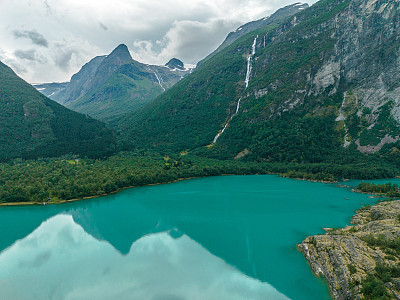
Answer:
0, 175, 379, 300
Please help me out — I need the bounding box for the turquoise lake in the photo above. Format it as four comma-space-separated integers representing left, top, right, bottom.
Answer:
0, 175, 381, 300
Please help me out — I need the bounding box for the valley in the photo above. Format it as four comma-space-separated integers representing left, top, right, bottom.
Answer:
1, 0, 400, 299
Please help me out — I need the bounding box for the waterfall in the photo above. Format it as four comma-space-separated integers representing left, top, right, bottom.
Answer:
212, 122, 230, 144
212, 97, 242, 144
245, 36, 257, 89
212, 36, 258, 144
153, 71, 165, 92
252, 36, 257, 55
235, 98, 241, 114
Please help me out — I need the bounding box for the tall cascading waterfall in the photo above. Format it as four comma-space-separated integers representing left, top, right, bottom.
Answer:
212, 36, 257, 144
245, 36, 258, 88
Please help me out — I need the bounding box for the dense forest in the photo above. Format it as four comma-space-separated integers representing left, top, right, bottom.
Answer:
1, 151, 398, 204
357, 182, 400, 198
0, 61, 115, 161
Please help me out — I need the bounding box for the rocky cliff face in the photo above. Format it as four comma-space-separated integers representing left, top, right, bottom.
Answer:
299, 199, 400, 299
51, 55, 106, 105
305, 0, 400, 152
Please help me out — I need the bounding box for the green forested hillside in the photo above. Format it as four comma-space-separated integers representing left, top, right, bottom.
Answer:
0, 61, 115, 161
118, 0, 346, 157
119, 0, 400, 168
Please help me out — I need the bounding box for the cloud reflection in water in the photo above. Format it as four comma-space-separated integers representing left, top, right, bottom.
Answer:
0, 214, 290, 300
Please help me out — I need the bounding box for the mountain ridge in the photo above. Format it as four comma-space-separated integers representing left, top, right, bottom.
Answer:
0, 61, 115, 161
37, 44, 192, 123
119, 0, 400, 167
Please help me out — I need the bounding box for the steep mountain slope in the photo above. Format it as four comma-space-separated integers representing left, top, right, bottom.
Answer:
197, 2, 309, 66
39, 45, 192, 123
0, 61, 115, 161
120, 0, 400, 165
32, 82, 68, 98
51, 55, 106, 105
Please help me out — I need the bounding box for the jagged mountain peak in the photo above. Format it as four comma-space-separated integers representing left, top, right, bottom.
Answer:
106, 44, 133, 64
165, 58, 185, 70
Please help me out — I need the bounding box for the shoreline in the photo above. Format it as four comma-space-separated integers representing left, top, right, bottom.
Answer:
0, 175, 209, 207
1, 173, 393, 207
2, 173, 281, 207
298, 199, 400, 299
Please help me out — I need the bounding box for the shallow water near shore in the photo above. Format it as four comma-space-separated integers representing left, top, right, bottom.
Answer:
0, 175, 379, 300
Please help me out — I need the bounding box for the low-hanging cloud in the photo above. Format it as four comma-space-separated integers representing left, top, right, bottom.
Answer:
14, 49, 36, 61
13, 29, 49, 47
132, 19, 241, 65
14, 49, 47, 64
53, 43, 81, 72
1, 0, 318, 83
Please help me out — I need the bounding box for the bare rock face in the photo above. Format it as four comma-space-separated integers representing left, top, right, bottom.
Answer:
310, 0, 400, 150
299, 200, 400, 299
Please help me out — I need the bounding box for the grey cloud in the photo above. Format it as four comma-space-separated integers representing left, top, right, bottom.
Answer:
99, 22, 108, 31
132, 19, 241, 65
13, 29, 49, 47
175, 20, 239, 62
9, 62, 27, 74
14, 49, 47, 64
14, 49, 36, 61
53, 44, 80, 71
43, 0, 54, 15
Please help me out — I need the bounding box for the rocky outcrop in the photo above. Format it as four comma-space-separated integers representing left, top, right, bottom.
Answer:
355, 134, 400, 154
165, 58, 185, 70
299, 200, 400, 299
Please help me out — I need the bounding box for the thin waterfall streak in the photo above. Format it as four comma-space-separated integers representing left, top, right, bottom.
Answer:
235, 98, 241, 115
153, 70, 165, 92
212, 97, 242, 144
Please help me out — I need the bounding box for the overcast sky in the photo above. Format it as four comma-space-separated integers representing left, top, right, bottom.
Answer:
0, 0, 317, 83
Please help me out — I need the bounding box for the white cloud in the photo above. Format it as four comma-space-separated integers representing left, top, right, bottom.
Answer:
0, 0, 318, 83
